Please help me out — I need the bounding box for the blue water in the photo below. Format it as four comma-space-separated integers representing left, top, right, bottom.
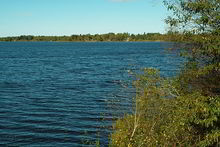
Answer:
0, 42, 183, 146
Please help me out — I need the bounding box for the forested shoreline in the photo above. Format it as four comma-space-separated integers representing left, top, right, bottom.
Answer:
0, 32, 178, 42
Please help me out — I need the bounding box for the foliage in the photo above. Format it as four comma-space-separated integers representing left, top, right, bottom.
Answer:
111, 0, 219, 146
111, 68, 220, 146
164, 0, 220, 96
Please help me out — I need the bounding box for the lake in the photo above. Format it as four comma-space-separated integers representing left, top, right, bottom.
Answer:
0, 42, 183, 146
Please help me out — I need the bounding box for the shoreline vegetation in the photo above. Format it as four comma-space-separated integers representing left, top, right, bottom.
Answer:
110, 0, 220, 146
0, 32, 179, 42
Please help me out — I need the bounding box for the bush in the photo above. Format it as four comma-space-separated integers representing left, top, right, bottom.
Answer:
111, 68, 220, 146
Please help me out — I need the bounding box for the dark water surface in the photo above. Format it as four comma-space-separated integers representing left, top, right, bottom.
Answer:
0, 42, 183, 146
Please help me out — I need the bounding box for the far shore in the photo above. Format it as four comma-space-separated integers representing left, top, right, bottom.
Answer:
0, 40, 167, 42
0, 33, 173, 42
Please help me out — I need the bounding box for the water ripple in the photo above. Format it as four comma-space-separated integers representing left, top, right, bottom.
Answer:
0, 42, 184, 146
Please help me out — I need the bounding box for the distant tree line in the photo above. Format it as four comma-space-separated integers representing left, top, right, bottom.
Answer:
0, 33, 178, 42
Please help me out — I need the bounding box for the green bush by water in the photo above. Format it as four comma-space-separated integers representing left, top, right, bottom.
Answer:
111, 0, 220, 146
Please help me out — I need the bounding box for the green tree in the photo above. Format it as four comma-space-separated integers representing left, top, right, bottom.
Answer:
111, 0, 220, 146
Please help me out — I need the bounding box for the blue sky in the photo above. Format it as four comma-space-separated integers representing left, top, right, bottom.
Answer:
0, 0, 169, 37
